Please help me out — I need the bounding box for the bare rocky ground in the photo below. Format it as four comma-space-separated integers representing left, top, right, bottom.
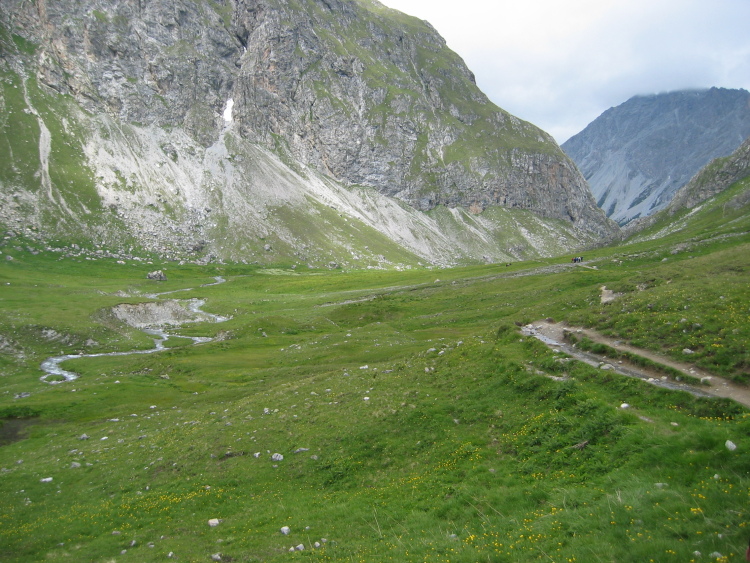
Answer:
528, 319, 750, 408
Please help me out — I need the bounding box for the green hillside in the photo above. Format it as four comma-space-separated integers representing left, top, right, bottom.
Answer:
0, 203, 748, 561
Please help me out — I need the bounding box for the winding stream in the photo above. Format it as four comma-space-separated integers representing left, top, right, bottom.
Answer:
40, 277, 229, 384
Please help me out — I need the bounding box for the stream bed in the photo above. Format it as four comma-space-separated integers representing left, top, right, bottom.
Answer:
40, 277, 229, 384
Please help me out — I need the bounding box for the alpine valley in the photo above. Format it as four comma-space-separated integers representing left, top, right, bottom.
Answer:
2, 2, 750, 563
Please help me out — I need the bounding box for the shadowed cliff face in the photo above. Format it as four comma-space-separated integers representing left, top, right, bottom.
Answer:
0, 0, 617, 264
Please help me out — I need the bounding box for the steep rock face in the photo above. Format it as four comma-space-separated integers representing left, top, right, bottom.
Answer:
563, 88, 750, 225
0, 0, 617, 264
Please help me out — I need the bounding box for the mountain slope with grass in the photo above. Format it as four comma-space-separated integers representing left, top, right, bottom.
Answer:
625, 134, 750, 244
0, 0, 617, 267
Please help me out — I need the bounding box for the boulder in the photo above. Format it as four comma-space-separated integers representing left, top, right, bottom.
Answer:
146, 270, 167, 281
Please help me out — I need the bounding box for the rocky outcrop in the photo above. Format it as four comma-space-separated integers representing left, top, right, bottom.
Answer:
563, 88, 750, 225
666, 136, 750, 213
0, 0, 617, 265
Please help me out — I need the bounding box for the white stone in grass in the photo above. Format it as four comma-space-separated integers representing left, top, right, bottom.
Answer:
208, 518, 222, 527
272, 453, 284, 461
40, 477, 53, 482
620, 403, 630, 409
363, 397, 370, 402
211, 554, 222, 562
714, 474, 721, 480
281, 526, 290, 535
295, 544, 305, 551
725, 440, 737, 451
253, 452, 261, 458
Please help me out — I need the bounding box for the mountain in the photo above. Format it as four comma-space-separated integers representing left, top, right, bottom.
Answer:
0, 0, 616, 267
562, 88, 750, 226
624, 135, 750, 242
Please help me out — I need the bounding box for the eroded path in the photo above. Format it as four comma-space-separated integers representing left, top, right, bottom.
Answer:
524, 319, 750, 408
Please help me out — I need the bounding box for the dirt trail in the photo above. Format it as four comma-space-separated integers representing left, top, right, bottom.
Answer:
527, 319, 750, 409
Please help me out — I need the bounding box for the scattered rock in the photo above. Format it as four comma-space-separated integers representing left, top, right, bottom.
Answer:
682, 348, 695, 355
281, 526, 291, 535
725, 440, 737, 451
70, 462, 81, 469
78, 433, 89, 440
295, 544, 305, 551
146, 270, 167, 281
208, 518, 222, 527
40, 477, 53, 482
620, 403, 630, 409
271, 453, 284, 461
211, 554, 222, 562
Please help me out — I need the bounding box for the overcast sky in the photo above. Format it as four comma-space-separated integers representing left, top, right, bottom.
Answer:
380, 0, 750, 144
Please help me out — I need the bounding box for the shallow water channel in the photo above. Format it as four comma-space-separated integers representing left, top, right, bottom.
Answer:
521, 323, 716, 400
40, 277, 229, 384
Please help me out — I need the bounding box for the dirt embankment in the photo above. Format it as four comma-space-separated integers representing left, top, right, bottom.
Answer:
528, 319, 750, 409
111, 300, 210, 328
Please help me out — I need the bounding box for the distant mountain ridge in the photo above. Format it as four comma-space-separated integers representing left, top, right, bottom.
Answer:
562, 88, 750, 225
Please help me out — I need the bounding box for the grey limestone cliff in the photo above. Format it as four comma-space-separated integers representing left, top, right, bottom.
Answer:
0, 0, 617, 265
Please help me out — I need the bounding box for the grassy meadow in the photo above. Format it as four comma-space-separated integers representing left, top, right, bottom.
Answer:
0, 220, 749, 562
